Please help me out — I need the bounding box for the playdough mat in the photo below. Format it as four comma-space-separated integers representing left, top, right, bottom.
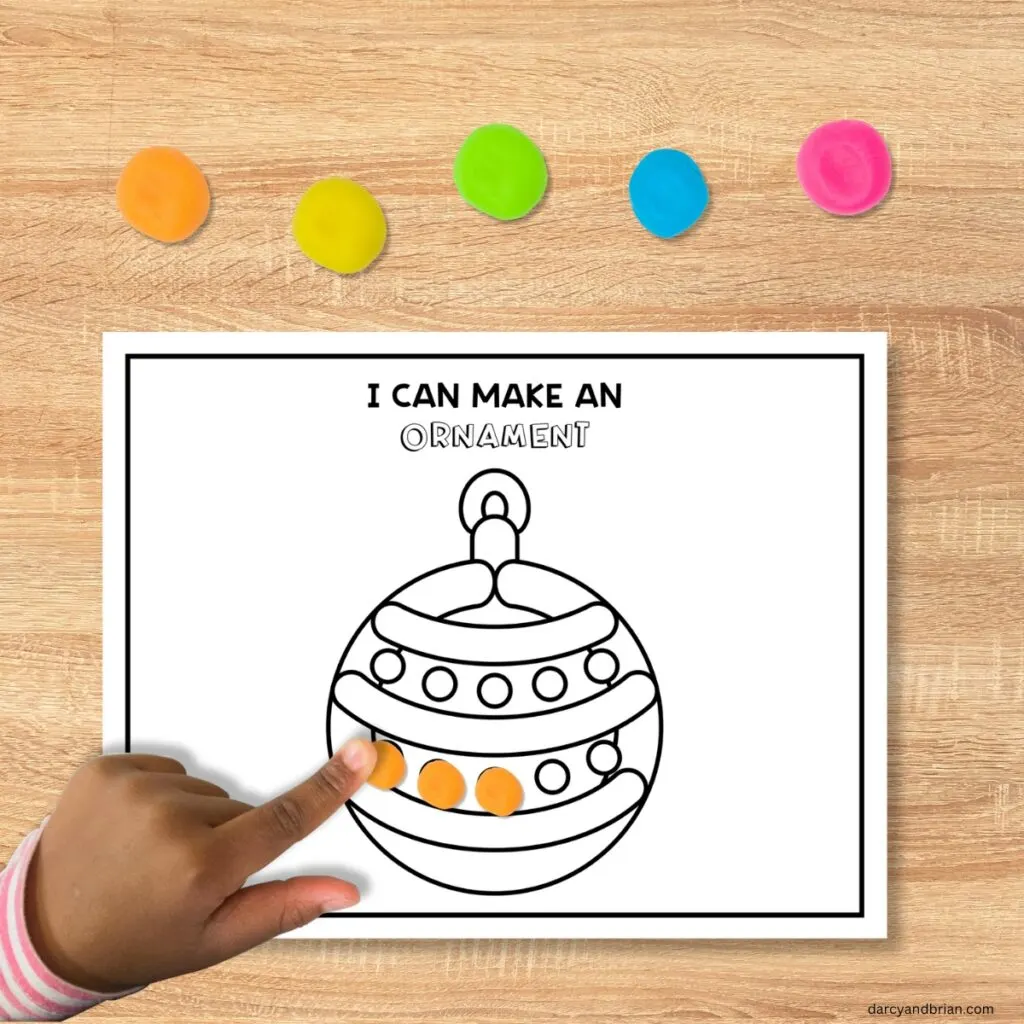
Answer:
102, 332, 887, 939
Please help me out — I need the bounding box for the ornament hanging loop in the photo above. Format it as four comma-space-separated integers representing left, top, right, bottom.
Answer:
459, 469, 531, 569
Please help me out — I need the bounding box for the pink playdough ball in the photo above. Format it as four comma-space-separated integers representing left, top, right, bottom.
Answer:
796, 120, 892, 216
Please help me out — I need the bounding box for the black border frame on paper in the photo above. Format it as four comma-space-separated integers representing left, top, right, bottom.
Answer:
123, 352, 866, 920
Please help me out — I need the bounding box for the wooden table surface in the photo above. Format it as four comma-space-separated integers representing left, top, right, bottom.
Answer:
2, 0, 1023, 1020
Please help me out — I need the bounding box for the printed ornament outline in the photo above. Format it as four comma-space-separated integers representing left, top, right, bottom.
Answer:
326, 469, 664, 895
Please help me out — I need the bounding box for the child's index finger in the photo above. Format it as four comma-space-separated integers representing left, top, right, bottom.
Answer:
214, 739, 375, 883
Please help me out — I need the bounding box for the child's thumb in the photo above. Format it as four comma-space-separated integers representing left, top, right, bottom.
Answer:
202, 876, 359, 960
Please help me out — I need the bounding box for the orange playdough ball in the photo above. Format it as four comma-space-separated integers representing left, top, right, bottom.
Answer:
475, 767, 523, 817
368, 740, 406, 790
116, 147, 210, 243
417, 760, 465, 810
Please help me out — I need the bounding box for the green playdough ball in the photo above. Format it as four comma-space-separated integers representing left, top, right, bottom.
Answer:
453, 124, 548, 221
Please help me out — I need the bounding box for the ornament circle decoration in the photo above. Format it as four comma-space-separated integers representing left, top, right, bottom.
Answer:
327, 469, 663, 895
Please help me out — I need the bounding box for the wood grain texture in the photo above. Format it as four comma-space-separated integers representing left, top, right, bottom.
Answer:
1, 0, 1023, 1019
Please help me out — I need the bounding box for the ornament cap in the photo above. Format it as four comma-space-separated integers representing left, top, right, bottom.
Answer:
459, 468, 531, 534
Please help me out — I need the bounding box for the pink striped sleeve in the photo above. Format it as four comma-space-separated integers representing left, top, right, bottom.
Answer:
0, 826, 139, 1022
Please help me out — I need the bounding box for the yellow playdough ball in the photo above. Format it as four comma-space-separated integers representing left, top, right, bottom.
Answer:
291, 177, 387, 274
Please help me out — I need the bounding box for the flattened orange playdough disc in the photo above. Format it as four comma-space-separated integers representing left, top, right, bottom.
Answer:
368, 740, 406, 790
116, 147, 210, 243
475, 767, 523, 817
417, 760, 465, 810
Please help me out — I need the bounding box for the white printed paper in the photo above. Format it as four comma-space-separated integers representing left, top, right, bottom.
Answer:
103, 332, 887, 939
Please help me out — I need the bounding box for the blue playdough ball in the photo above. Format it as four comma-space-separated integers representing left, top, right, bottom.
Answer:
628, 149, 709, 238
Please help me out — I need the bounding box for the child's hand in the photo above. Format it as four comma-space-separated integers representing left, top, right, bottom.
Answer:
24, 740, 376, 992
